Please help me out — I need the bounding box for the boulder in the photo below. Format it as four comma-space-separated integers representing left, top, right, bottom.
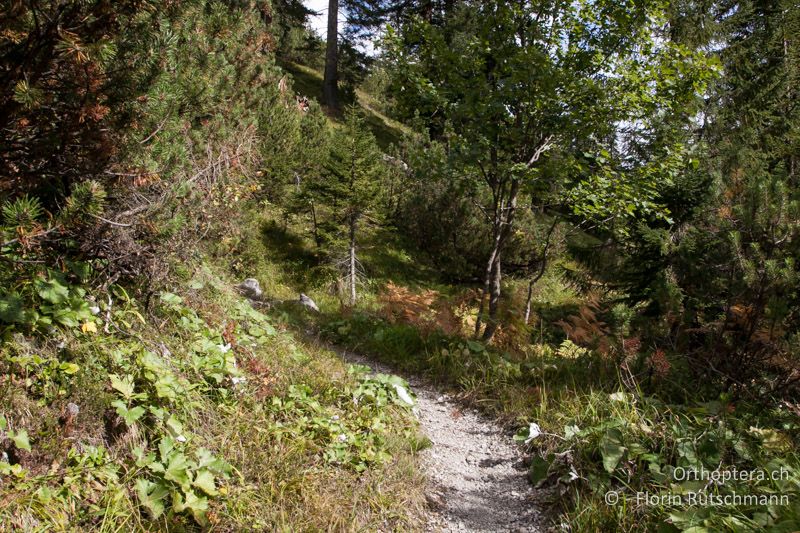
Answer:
237, 278, 262, 300
299, 293, 320, 312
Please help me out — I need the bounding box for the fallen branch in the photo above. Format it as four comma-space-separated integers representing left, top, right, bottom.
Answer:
91, 214, 133, 227
0, 225, 62, 248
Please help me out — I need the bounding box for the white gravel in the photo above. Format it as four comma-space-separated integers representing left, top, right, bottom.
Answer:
334, 348, 542, 532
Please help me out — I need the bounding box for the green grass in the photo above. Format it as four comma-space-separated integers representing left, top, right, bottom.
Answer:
229, 202, 800, 532
0, 250, 428, 530
280, 61, 412, 150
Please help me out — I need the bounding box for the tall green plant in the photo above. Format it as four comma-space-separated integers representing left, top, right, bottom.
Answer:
385, 0, 716, 341
311, 109, 385, 304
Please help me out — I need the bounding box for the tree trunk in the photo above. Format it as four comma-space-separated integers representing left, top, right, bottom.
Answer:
474, 245, 498, 338
476, 178, 522, 342
349, 216, 357, 306
524, 217, 558, 324
524, 279, 534, 324
481, 254, 502, 341
323, 0, 339, 109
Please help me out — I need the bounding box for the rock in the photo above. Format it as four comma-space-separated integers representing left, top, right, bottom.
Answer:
299, 293, 319, 312
237, 278, 262, 300
65, 402, 80, 417
425, 491, 446, 509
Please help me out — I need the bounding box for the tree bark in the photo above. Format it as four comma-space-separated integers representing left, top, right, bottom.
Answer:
481, 254, 503, 341
349, 216, 357, 306
524, 217, 559, 323
310, 200, 321, 247
524, 278, 534, 324
323, 0, 340, 109
476, 177, 522, 342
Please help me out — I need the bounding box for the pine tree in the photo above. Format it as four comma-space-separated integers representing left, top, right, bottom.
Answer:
700, 0, 800, 384
314, 108, 384, 304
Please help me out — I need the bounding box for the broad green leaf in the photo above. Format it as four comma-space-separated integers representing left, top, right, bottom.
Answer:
173, 489, 209, 525
192, 469, 218, 495
164, 452, 192, 490
166, 416, 185, 439
158, 436, 175, 462
135, 478, 169, 518
0, 293, 26, 324
160, 292, 183, 306
466, 340, 484, 352
35, 278, 69, 305
528, 455, 552, 484
109, 374, 135, 400
10, 429, 31, 452
59, 362, 80, 375
196, 448, 232, 476
600, 428, 626, 473
112, 400, 145, 426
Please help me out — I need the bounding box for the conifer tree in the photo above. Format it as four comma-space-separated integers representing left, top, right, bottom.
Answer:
315, 109, 384, 304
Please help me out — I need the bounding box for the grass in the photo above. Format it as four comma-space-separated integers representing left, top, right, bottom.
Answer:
226, 204, 800, 532
280, 61, 413, 150
0, 246, 428, 530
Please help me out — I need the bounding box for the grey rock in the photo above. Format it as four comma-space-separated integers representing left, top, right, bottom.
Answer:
299, 293, 320, 313
237, 278, 262, 300
66, 402, 80, 417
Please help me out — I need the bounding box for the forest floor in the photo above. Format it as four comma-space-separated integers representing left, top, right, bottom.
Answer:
330, 344, 543, 532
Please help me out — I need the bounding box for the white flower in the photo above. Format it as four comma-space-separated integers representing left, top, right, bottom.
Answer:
231, 376, 247, 387
217, 343, 232, 353
331, 415, 340, 421
89, 306, 101, 315
176, 435, 187, 443
525, 422, 542, 444
338, 434, 348, 442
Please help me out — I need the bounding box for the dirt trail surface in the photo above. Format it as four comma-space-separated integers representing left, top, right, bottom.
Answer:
334, 347, 542, 532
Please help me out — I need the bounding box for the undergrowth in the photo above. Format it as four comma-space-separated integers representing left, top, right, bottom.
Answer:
231, 208, 800, 533
0, 259, 426, 530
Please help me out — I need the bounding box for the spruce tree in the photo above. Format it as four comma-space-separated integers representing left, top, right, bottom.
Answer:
314, 108, 384, 304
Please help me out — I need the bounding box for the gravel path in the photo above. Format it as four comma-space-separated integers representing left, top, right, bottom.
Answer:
334, 347, 542, 532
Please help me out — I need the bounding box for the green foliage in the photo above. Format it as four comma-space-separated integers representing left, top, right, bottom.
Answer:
314, 108, 386, 229
133, 438, 232, 524
58, 180, 107, 224
269, 366, 415, 471
0, 269, 97, 333
5, 353, 80, 405
2, 195, 43, 230
0, 415, 31, 453
525, 392, 800, 531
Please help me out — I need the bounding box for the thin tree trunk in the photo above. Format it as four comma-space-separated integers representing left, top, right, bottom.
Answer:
474, 245, 498, 338
524, 279, 534, 324
481, 254, 502, 341
478, 178, 522, 342
349, 217, 357, 306
323, 0, 339, 109
524, 217, 559, 324
310, 200, 320, 247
